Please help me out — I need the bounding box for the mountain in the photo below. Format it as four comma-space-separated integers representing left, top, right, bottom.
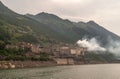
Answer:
73, 21, 120, 45
26, 12, 80, 43
0, 1, 120, 46
0, 1, 69, 44
26, 12, 120, 46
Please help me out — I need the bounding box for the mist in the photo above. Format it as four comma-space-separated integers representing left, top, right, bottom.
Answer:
106, 39, 120, 56
77, 37, 120, 56
77, 38, 106, 51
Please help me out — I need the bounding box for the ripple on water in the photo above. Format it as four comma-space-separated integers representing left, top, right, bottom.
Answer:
1, 64, 120, 79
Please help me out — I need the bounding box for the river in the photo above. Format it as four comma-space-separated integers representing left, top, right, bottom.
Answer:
0, 64, 120, 79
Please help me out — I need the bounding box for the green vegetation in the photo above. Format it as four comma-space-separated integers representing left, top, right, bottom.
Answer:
0, 41, 29, 61
18, 34, 39, 43
0, 40, 50, 61
0, 1, 67, 45
85, 51, 116, 63
30, 53, 50, 61
39, 53, 49, 61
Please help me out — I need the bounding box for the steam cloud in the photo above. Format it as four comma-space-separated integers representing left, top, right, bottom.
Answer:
77, 37, 120, 56
77, 38, 106, 51
106, 39, 120, 56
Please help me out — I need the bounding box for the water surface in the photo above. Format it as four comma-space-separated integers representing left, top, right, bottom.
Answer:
0, 64, 120, 79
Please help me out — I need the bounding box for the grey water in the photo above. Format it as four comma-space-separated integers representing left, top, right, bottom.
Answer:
0, 64, 120, 79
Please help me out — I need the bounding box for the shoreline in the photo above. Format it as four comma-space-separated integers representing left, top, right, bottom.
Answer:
0, 60, 118, 69
0, 61, 57, 69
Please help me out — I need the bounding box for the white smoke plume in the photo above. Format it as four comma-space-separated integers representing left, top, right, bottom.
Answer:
77, 38, 106, 51
77, 37, 120, 57
106, 39, 120, 56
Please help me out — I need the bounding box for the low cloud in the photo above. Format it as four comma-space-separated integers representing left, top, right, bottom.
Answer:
106, 39, 120, 56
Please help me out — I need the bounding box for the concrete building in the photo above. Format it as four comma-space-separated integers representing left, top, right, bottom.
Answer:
70, 47, 87, 56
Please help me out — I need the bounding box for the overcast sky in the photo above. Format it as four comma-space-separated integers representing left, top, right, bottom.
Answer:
1, 0, 120, 36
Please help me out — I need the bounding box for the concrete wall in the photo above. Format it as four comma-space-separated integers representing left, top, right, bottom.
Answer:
67, 58, 74, 65
54, 58, 74, 65
70, 47, 87, 56
31, 45, 40, 53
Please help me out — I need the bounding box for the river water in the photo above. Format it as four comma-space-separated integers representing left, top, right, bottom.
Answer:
0, 64, 120, 79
